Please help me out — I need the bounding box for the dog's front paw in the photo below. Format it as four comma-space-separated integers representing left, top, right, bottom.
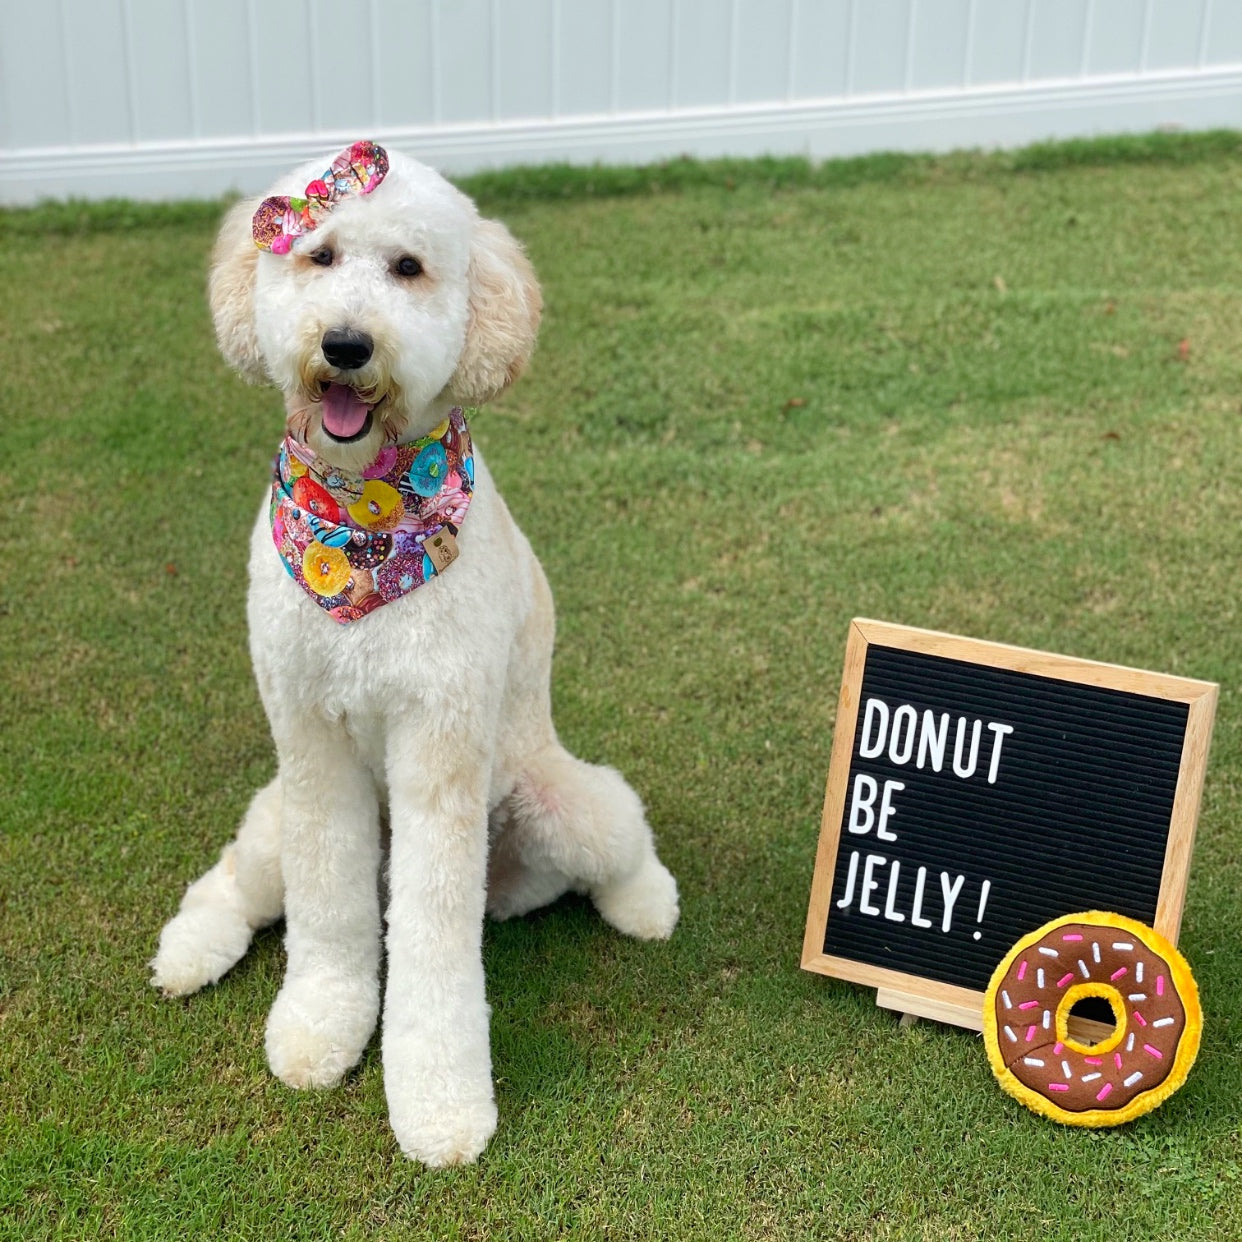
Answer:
383, 1032, 497, 1166
265, 974, 378, 1089
387, 1081, 498, 1167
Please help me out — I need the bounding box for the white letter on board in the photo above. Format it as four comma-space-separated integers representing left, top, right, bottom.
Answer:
986, 722, 1014, 784
858, 698, 889, 759
859, 854, 886, 916
939, 871, 965, 932
836, 849, 860, 910
917, 710, 949, 772
888, 704, 917, 765
910, 866, 933, 928
877, 779, 904, 842
847, 773, 878, 834
952, 718, 981, 778
883, 860, 905, 922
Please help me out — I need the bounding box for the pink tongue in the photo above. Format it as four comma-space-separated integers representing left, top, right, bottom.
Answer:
321, 383, 371, 438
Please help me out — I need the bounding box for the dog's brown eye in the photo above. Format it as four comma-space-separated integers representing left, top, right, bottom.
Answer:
309, 246, 334, 267
394, 255, 423, 278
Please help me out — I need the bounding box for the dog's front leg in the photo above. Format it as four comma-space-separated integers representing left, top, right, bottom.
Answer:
265, 710, 382, 1090
382, 716, 496, 1166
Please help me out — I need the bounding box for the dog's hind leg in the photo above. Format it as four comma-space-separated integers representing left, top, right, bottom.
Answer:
150, 776, 284, 996
491, 747, 679, 941
485, 797, 576, 921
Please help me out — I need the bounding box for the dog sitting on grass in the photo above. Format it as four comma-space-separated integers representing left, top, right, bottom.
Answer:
150, 142, 679, 1167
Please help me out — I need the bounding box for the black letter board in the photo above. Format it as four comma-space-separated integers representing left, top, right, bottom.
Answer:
802, 620, 1216, 1031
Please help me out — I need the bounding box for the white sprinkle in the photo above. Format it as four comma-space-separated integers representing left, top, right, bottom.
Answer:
1037, 968, 1046, 989
1004, 1025, 1017, 1042
1136, 962, 1144, 983
1082, 1073, 1102, 1083
1128, 993, 1147, 1002
1152, 1017, 1175, 1028
1062, 1060, 1073, 1079
1078, 959, 1090, 978
1002, 989, 1012, 1009
1039, 947, 1059, 958
1112, 942, 1134, 951
1127, 1033, 1135, 1052
1023, 1057, 1045, 1067
1124, 1071, 1143, 1087
1092, 941, 1101, 964
1043, 1009, 1051, 1029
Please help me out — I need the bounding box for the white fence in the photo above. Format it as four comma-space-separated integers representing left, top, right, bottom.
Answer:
1, 0, 1240, 204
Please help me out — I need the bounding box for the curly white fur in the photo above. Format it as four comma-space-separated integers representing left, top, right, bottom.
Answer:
149, 148, 678, 1167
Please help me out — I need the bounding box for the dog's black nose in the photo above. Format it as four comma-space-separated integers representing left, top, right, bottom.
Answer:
321, 328, 373, 370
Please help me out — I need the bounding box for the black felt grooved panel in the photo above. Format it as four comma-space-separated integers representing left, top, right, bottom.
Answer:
821, 645, 1188, 993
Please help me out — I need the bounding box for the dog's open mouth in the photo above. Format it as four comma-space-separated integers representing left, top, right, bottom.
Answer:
318, 381, 382, 443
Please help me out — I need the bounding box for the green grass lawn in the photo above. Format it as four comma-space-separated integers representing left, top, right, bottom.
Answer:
3, 132, 1242, 1240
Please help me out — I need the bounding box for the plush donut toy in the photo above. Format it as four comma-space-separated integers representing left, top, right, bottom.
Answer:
983, 911, 1201, 1126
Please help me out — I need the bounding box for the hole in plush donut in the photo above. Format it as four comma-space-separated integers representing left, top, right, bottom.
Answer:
1070, 995, 1117, 1029
1058, 983, 1127, 1054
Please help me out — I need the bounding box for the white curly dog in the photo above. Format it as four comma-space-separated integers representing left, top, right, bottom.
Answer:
150, 144, 679, 1166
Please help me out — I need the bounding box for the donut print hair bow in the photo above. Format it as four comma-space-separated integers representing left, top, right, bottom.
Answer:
252, 140, 390, 254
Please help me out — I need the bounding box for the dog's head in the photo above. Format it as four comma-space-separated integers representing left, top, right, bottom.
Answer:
209, 144, 541, 470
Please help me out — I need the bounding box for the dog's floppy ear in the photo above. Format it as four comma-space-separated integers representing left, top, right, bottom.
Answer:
208, 197, 268, 383
448, 218, 542, 407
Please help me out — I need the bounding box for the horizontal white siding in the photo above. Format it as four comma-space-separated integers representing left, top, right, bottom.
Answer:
1, 0, 1240, 204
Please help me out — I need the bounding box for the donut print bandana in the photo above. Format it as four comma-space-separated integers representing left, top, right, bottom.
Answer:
983, 911, 1201, 1127
252, 140, 389, 254
270, 409, 474, 623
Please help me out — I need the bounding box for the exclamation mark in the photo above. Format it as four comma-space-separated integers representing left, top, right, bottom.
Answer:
972, 880, 991, 940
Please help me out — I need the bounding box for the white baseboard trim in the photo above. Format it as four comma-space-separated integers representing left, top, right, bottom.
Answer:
3, 66, 1240, 205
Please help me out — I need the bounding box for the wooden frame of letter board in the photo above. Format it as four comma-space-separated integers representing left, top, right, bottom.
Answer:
801, 619, 1217, 1033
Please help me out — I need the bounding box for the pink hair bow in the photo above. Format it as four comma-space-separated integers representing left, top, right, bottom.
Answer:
252, 140, 390, 254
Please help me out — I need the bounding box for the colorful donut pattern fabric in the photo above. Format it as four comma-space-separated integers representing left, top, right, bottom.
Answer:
252, 140, 390, 254
270, 408, 473, 623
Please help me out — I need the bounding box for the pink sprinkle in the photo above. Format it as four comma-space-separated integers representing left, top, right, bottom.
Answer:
1114, 1052, 1124, 1070
1026, 1025, 1038, 1041
1062, 933, 1084, 941
1048, 1083, 1070, 1092
1019, 1000, 1040, 1010
1096, 1083, 1113, 1102
1017, 960, 1027, 981
1144, 1044, 1163, 1059
1133, 1011, 1147, 1027
1057, 973, 1074, 988
1053, 1042, 1064, 1055
1084, 1057, 1103, 1066
1156, 975, 1165, 997
1110, 966, 1128, 981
